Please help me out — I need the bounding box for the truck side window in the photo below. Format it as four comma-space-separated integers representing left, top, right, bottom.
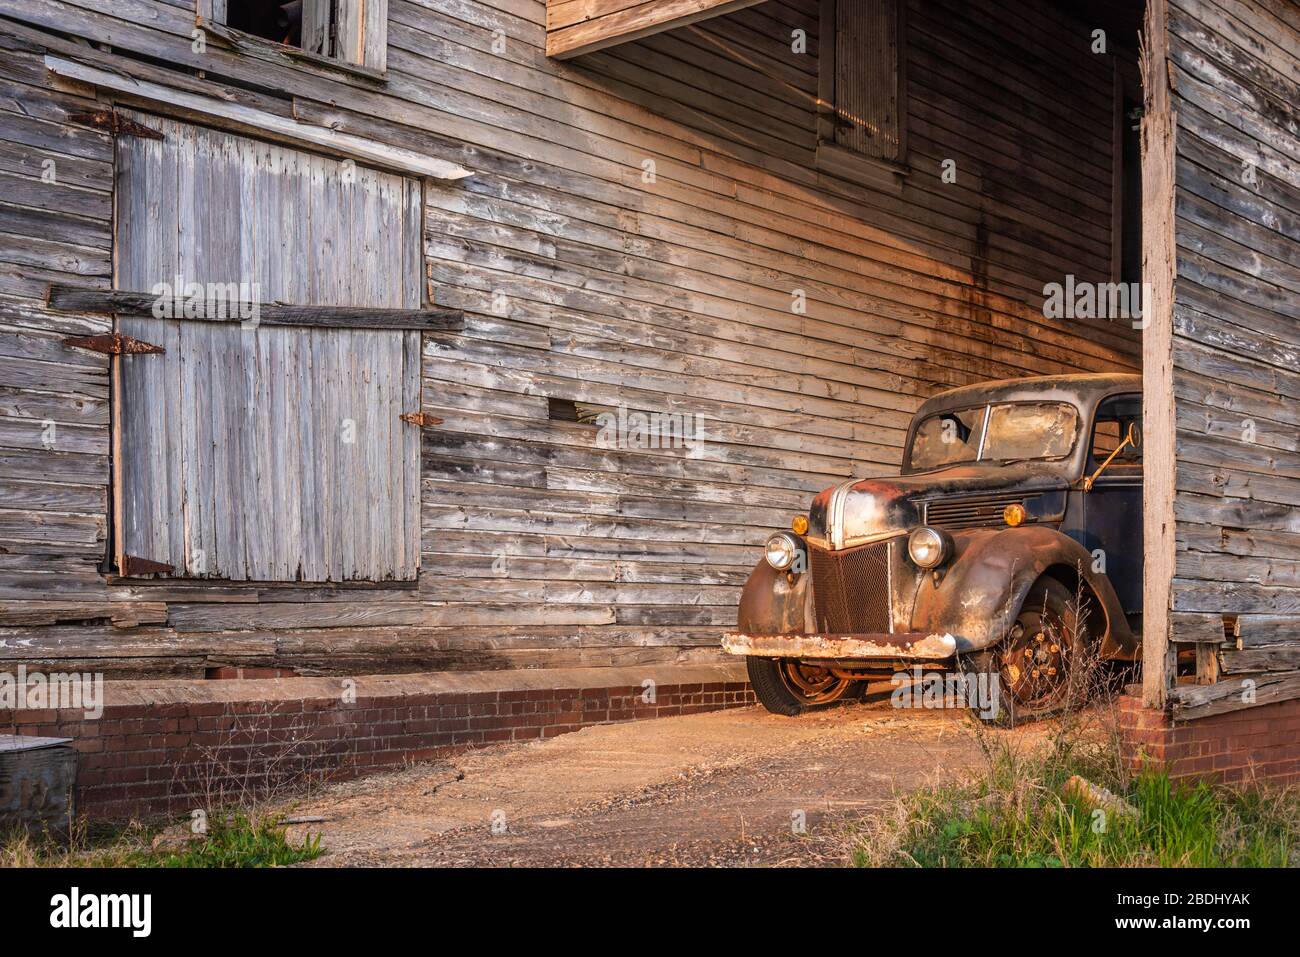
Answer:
1090, 395, 1142, 467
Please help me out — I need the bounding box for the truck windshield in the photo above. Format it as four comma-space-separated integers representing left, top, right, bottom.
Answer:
908, 402, 1079, 471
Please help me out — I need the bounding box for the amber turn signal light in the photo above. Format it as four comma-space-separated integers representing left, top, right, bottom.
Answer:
1003, 503, 1027, 527
791, 514, 809, 535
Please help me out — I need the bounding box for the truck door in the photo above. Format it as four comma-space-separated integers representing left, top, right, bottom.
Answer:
1082, 394, 1144, 617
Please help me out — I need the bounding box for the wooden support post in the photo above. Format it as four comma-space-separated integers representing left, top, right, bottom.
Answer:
1140, 0, 1177, 710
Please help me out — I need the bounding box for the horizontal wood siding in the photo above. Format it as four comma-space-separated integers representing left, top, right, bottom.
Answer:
1164, 0, 1300, 718
0, 0, 1137, 675
0, 24, 114, 627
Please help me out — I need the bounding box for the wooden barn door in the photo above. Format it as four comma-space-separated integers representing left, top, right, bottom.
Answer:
111, 115, 423, 582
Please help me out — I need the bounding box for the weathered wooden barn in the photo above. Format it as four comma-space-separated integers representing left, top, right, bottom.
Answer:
0, 0, 1296, 784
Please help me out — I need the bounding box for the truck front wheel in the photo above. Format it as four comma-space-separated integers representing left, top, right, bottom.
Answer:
964, 575, 1094, 727
747, 657, 861, 716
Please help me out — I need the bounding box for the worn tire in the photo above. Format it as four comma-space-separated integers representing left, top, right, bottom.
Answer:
958, 650, 1016, 728
746, 656, 861, 716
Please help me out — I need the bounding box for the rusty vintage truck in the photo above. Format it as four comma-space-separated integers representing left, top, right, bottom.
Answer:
723, 373, 1143, 724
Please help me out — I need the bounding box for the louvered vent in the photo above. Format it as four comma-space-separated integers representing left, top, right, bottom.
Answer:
924, 494, 1036, 530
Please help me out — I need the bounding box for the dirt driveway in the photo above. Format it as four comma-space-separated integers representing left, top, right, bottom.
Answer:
283, 689, 1047, 867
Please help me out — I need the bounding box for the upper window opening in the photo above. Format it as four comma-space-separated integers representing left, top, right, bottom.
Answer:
824, 0, 905, 164
207, 0, 390, 71
225, 1, 298, 47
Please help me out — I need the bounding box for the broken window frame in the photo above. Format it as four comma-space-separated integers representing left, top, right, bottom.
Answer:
196, 0, 390, 74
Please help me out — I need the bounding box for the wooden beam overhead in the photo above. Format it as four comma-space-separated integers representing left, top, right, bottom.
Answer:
546, 0, 769, 60
43, 55, 473, 181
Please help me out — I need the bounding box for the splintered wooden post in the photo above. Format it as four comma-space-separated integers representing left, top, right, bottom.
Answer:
1195, 643, 1221, 686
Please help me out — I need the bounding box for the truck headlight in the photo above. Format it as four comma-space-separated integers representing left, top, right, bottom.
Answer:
908, 526, 951, 568
764, 532, 801, 571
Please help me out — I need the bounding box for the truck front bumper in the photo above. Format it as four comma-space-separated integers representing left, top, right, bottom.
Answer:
721, 631, 958, 661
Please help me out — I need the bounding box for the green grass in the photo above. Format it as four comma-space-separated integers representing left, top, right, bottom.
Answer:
139, 813, 322, 868
854, 724, 1300, 868
3, 812, 323, 868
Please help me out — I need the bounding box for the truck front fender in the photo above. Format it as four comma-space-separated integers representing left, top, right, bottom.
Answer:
909, 526, 1138, 658
736, 559, 810, 635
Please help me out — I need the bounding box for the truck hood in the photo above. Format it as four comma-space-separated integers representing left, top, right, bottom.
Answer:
806, 461, 1071, 549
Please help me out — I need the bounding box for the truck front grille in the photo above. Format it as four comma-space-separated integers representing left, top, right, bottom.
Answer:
924, 494, 1033, 529
809, 541, 891, 634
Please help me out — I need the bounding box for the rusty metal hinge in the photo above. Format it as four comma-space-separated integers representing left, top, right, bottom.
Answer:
67, 109, 163, 139
64, 333, 165, 355
68, 109, 165, 140
119, 554, 172, 576
400, 412, 443, 427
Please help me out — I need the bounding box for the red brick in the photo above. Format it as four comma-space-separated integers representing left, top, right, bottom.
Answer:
1119, 691, 1300, 787
28, 672, 754, 819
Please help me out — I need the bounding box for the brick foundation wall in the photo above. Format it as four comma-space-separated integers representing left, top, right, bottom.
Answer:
1, 664, 753, 821
1118, 690, 1300, 786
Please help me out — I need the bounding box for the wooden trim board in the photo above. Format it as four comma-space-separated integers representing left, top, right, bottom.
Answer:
47, 286, 464, 332
43, 55, 471, 180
